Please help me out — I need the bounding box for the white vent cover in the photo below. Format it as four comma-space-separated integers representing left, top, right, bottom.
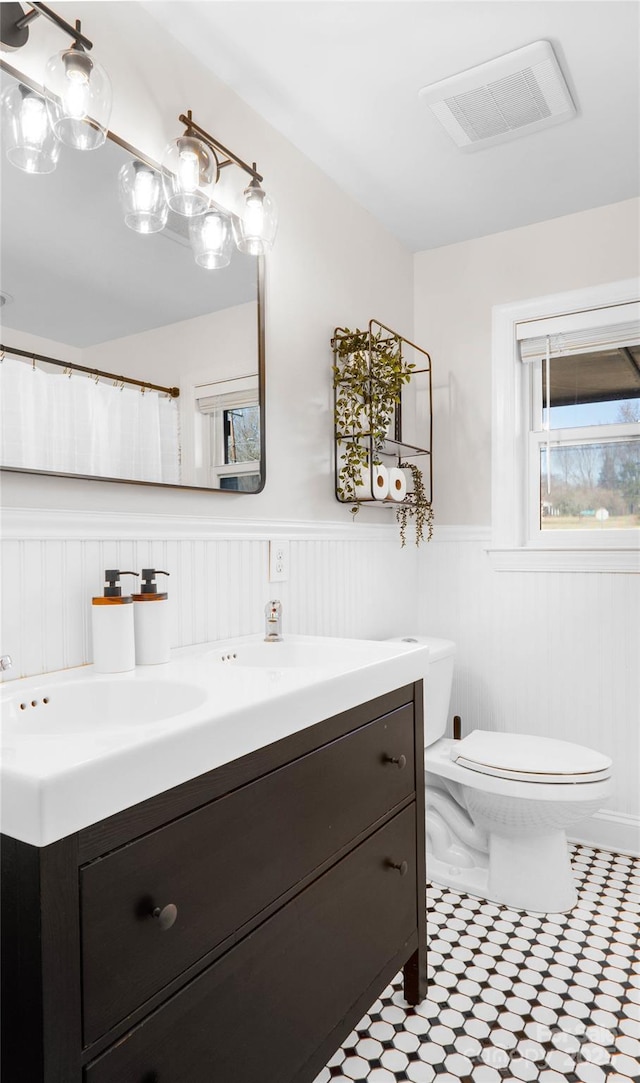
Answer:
419, 41, 575, 151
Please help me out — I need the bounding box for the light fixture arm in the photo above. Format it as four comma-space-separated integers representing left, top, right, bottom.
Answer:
178, 110, 263, 184
1, 2, 93, 52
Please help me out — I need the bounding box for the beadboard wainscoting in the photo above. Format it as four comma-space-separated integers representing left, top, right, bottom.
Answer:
0, 509, 419, 682
417, 528, 640, 857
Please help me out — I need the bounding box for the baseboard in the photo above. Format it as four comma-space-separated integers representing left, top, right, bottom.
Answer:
568, 809, 640, 857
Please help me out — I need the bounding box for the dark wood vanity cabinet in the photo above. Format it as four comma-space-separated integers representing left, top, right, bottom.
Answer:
1, 683, 426, 1083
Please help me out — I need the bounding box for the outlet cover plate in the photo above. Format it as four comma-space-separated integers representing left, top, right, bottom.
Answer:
269, 539, 290, 582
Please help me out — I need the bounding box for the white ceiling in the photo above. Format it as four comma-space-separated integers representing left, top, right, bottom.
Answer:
144, 0, 640, 251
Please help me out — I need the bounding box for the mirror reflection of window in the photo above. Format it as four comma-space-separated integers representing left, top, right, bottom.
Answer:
196, 375, 260, 490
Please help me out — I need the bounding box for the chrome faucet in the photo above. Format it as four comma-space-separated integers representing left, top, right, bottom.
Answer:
0, 655, 13, 672
264, 600, 283, 642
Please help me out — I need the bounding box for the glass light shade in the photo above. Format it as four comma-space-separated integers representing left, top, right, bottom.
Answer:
189, 209, 233, 269
1, 84, 61, 174
162, 134, 218, 217
118, 161, 168, 234
44, 46, 112, 151
232, 180, 277, 255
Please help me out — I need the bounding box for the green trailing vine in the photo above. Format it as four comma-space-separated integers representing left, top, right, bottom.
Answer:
396, 461, 434, 547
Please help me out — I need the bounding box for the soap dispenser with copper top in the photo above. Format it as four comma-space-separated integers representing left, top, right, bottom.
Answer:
133, 569, 171, 665
91, 569, 138, 673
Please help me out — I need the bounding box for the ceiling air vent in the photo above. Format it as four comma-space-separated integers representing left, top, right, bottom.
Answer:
419, 40, 575, 151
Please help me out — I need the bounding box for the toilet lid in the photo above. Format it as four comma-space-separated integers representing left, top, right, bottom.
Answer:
450, 730, 612, 784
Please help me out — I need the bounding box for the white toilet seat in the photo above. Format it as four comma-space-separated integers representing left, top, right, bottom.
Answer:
450, 730, 612, 785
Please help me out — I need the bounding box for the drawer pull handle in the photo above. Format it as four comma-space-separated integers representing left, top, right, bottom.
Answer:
152, 903, 178, 930
384, 753, 407, 770
389, 859, 409, 877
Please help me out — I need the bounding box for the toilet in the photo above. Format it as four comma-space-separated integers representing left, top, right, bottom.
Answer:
403, 636, 613, 913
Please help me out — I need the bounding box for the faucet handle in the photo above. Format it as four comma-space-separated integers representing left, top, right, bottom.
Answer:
0, 655, 13, 671
265, 599, 281, 616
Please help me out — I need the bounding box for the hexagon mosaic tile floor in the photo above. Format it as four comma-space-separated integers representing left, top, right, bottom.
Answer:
313, 845, 640, 1083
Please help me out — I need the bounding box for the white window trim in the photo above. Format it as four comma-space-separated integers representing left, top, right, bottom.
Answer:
489, 278, 640, 573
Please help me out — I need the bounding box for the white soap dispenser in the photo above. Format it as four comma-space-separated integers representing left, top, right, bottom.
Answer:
132, 569, 171, 665
91, 569, 138, 673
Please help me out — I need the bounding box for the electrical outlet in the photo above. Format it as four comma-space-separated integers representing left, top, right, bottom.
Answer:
269, 539, 290, 582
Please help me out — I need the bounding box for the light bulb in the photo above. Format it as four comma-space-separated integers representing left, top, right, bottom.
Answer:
21, 95, 49, 146
177, 148, 200, 193
243, 191, 265, 237
133, 166, 157, 213
119, 160, 167, 234
189, 209, 232, 269
1, 84, 60, 174
63, 76, 90, 120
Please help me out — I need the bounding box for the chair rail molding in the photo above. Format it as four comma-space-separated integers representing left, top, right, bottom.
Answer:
1, 507, 404, 542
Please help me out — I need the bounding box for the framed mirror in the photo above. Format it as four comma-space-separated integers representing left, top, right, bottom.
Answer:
0, 61, 265, 493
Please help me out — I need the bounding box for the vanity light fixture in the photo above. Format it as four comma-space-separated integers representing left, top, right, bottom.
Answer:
0, 82, 60, 173
0, 3, 112, 151
118, 160, 168, 234
169, 110, 278, 254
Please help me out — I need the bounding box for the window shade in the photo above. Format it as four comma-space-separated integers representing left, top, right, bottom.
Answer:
196, 375, 258, 415
517, 301, 640, 363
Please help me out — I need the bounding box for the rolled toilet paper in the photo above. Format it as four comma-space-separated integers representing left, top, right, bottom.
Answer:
372, 464, 389, 500
388, 467, 407, 502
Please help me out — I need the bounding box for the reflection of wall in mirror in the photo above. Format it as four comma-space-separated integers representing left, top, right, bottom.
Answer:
1, 304, 255, 486
83, 301, 258, 487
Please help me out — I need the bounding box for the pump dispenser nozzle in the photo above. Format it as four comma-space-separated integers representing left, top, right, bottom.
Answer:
102, 569, 139, 597
138, 569, 170, 595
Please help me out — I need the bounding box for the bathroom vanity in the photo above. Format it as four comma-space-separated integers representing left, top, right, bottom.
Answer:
1, 637, 427, 1082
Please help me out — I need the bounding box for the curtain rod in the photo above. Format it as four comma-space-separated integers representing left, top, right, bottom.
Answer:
0, 344, 180, 398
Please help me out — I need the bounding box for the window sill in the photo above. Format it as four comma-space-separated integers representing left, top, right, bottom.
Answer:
486, 545, 640, 573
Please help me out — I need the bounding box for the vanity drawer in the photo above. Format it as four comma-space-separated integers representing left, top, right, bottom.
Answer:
85, 805, 417, 1083
81, 703, 415, 1043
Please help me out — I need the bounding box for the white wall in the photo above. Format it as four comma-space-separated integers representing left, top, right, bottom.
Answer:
414, 201, 640, 854
1, 2, 419, 677
2, 0, 414, 523
414, 198, 639, 526
83, 302, 257, 389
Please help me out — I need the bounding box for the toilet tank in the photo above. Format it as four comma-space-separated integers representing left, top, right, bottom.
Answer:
424, 638, 456, 746
390, 636, 456, 746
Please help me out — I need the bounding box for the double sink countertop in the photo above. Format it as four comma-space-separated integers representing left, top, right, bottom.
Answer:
0, 634, 429, 847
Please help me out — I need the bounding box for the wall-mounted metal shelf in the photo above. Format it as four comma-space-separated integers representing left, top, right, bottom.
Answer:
332, 320, 432, 509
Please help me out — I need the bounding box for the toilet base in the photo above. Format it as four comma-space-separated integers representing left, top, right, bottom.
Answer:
488, 829, 577, 912
425, 775, 580, 912
427, 829, 577, 914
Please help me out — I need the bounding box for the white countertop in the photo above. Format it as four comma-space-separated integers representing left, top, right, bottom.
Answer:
0, 634, 429, 847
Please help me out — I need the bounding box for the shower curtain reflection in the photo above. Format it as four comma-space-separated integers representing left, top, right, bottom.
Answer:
0, 356, 180, 483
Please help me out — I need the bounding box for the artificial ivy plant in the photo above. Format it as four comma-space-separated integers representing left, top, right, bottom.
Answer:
333, 326, 413, 501
332, 324, 434, 546
396, 461, 434, 547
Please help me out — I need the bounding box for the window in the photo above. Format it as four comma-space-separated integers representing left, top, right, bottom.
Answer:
195, 375, 261, 491
218, 404, 261, 491
491, 280, 640, 571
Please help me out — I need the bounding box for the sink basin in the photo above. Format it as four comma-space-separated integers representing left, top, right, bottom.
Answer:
210, 637, 408, 671
3, 678, 207, 735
